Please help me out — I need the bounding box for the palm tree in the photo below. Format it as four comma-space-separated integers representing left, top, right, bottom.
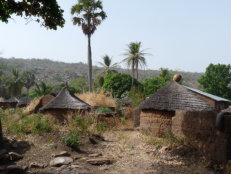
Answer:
33, 81, 52, 97
123, 42, 147, 85
71, 0, 107, 92
22, 71, 35, 97
98, 55, 118, 76
6, 68, 23, 97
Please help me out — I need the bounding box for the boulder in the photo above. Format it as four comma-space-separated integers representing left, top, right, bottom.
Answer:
8, 152, 23, 161
50, 157, 73, 167
87, 158, 112, 165
7, 165, 24, 174
53, 151, 70, 157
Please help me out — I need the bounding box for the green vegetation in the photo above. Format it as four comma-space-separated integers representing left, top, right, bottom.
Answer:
61, 131, 81, 148
21, 71, 36, 97
71, 0, 107, 92
98, 55, 118, 76
129, 87, 145, 108
0, 0, 65, 30
70, 78, 88, 94
30, 81, 52, 98
96, 107, 113, 114
123, 42, 148, 84
103, 73, 143, 98
198, 63, 231, 99
143, 68, 172, 97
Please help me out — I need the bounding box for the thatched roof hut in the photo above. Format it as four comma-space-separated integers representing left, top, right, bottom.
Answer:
17, 97, 32, 108
0, 97, 19, 109
41, 87, 91, 111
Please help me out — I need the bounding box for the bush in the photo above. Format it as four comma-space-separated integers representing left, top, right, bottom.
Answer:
96, 107, 113, 114
61, 131, 81, 148
102, 73, 143, 98
32, 116, 52, 135
97, 122, 106, 133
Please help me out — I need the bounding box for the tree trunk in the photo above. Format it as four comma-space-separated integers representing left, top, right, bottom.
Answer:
136, 62, 139, 81
27, 88, 29, 97
88, 34, 93, 92
132, 60, 134, 86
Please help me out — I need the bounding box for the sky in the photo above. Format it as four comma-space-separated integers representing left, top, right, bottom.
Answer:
0, 0, 231, 72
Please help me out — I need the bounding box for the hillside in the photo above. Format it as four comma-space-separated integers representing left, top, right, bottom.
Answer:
0, 58, 203, 88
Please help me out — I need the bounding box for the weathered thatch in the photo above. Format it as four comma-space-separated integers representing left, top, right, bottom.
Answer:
0, 97, 19, 109
140, 81, 213, 111
6, 97, 19, 103
24, 94, 55, 113
40, 87, 91, 111
17, 97, 32, 108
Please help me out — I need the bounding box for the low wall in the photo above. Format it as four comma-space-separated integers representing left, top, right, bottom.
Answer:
172, 110, 229, 163
140, 110, 175, 136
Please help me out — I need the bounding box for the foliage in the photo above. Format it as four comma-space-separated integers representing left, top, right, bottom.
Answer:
98, 55, 118, 76
129, 87, 145, 108
21, 71, 35, 96
115, 99, 125, 118
97, 122, 106, 133
198, 64, 231, 100
61, 131, 81, 148
96, 107, 113, 114
30, 81, 52, 98
123, 42, 148, 84
31, 116, 51, 135
143, 68, 172, 97
103, 73, 143, 98
0, 0, 65, 30
70, 77, 88, 93
6, 68, 23, 97
71, 0, 107, 92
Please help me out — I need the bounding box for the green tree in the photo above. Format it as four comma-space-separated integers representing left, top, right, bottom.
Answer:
0, 0, 64, 30
21, 71, 35, 97
143, 68, 172, 97
70, 78, 88, 93
198, 63, 231, 99
6, 68, 23, 97
102, 73, 143, 98
123, 42, 148, 85
98, 55, 118, 76
71, 0, 107, 92
30, 81, 52, 98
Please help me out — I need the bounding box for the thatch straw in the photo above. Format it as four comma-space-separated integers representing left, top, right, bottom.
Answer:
0, 97, 4, 102
76, 91, 115, 107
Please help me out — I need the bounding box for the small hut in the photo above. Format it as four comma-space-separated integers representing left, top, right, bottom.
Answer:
17, 97, 32, 108
40, 87, 91, 122
139, 80, 213, 136
0, 97, 19, 109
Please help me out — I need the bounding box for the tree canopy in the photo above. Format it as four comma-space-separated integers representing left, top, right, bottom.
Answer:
0, 0, 65, 30
198, 63, 231, 100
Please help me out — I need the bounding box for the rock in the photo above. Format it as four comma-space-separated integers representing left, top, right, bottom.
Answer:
54, 151, 70, 157
87, 158, 112, 165
88, 153, 102, 157
0, 165, 6, 171
50, 157, 73, 167
8, 152, 23, 161
29, 162, 45, 168
0, 154, 10, 163
71, 164, 84, 169
6, 165, 24, 174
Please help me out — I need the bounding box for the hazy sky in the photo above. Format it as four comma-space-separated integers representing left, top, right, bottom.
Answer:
0, 0, 231, 72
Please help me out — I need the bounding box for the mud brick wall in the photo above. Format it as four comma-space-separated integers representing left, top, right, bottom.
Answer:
140, 110, 175, 136
172, 110, 229, 163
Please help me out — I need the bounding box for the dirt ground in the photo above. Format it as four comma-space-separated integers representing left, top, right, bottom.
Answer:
2, 128, 218, 174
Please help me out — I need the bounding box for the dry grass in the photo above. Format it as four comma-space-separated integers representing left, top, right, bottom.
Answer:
0, 97, 4, 102
76, 91, 115, 107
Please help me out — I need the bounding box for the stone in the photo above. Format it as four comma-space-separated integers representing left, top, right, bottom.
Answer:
0, 154, 10, 163
0, 165, 6, 171
6, 165, 24, 174
50, 157, 73, 167
8, 152, 23, 161
88, 153, 102, 157
86, 158, 112, 165
0, 149, 7, 157
54, 151, 70, 157
71, 164, 84, 169
29, 162, 45, 168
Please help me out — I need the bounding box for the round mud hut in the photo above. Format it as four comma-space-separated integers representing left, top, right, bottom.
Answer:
40, 87, 91, 122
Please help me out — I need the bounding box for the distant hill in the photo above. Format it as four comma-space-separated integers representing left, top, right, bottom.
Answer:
0, 57, 203, 88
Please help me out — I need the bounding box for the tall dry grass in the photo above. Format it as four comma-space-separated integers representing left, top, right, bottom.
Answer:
76, 91, 115, 107
0, 97, 4, 102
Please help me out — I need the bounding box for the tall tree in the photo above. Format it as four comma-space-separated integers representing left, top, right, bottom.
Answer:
22, 71, 35, 97
71, 0, 107, 92
98, 55, 118, 76
123, 42, 147, 85
6, 68, 23, 97
198, 63, 231, 99
32, 81, 52, 98
0, 0, 64, 30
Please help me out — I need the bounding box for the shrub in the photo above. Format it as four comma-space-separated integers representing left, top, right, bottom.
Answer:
32, 117, 52, 135
97, 122, 106, 133
61, 131, 81, 148
96, 107, 113, 114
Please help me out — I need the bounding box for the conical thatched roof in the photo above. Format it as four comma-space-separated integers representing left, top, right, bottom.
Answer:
17, 97, 32, 107
140, 81, 213, 111
5, 97, 19, 103
40, 87, 91, 111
